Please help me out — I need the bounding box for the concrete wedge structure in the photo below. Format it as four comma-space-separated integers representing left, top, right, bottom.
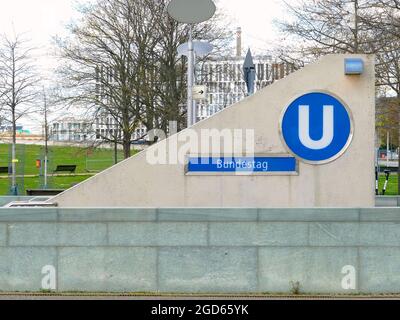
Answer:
49, 54, 375, 208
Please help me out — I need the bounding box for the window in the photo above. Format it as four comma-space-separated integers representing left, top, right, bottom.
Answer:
258, 63, 265, 80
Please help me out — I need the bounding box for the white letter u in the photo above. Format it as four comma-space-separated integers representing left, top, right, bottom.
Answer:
298, 105, 334, 150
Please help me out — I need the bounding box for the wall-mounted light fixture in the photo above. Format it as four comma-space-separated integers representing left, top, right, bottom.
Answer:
345, 58, 364, 75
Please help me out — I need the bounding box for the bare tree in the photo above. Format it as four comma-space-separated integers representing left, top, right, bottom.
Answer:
358, 1, 400, 192
376, 96, 399, 147
375, 39, 400, 192
57, 0, 231, 159
0, 33, 40, 195
56, 0, 148, 159
369, 0, 400, 41
276, 0, 384, 63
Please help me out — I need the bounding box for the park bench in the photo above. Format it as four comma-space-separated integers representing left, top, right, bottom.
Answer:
26, 189, 65, 196
377, 166, 398, 173
0, 166, 9, 174
53, 165, 77, 174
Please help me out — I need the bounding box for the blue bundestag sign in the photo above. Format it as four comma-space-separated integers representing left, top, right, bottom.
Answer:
280, 92, 353, 164
187, 156, 297, 173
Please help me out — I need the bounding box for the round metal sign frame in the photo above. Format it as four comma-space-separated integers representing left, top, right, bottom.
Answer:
167, 0, 216, 24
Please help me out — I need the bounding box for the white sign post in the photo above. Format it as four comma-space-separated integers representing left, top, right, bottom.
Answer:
193, 85, 207, 100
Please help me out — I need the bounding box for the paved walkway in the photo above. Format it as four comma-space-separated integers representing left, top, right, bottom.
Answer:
0, 293, 399, 300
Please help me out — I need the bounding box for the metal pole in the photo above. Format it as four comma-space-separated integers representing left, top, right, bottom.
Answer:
192, 96, 197, 125
383, 170, 390, 195
187, 24, 194, 127
11, 142, 17, 195
44, 155, 48, 188
192, 51, 197, 125
387, 131, 389, 168
44, 90, 48, 189
377, 128, 380, 175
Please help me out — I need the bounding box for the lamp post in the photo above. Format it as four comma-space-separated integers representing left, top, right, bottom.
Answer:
167, 0, 216, 127
187, 25, 194, 126
177, 41, 213, 125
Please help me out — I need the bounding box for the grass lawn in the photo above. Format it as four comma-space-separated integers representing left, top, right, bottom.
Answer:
0, 175, 93, 195
1, 142, 398, 197
0, 144, 126, 175
0, 143, 133, 195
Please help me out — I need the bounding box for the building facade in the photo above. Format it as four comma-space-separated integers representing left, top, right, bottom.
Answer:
49, 117, 92, 142
196, 55, 294, 121
49, 116, 147, 143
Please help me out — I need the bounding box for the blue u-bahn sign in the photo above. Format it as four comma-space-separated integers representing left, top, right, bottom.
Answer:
280, 92, 353, 164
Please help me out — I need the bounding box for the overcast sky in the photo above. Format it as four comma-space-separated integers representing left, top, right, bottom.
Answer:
0, 0, 287, 131
0, 0, 286, 58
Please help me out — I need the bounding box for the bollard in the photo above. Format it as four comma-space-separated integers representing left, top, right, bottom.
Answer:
382, 169, 390, 195
375, 168, 379, 195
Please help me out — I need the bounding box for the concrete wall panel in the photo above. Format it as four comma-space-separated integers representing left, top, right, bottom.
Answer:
108, 222, 207, 246
8, 223, 108, 246
359, 248, 400, 293
259, 247, 358, 293
209, 222, 308, 246
58, 247, 157, 292
0, 247, 57, 292
158, 247, 257, 293
0, 224, 6, 246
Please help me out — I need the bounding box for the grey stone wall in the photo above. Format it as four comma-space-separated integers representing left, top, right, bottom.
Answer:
0, 207, 400, 294
0, 196, 395, 207
376, 196, 400, 207
0, 197, 34, 207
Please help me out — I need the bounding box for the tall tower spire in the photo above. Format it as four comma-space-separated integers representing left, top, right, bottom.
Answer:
236, 27, 242, 57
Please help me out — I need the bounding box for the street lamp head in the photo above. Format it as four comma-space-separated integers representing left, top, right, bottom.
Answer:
177, 41, 213, 58
167, 0, 216, 24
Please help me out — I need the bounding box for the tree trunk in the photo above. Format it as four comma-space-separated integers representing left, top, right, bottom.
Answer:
354, 0, 359, 53
123, 132, 131, 159
114, 139, 118, 165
